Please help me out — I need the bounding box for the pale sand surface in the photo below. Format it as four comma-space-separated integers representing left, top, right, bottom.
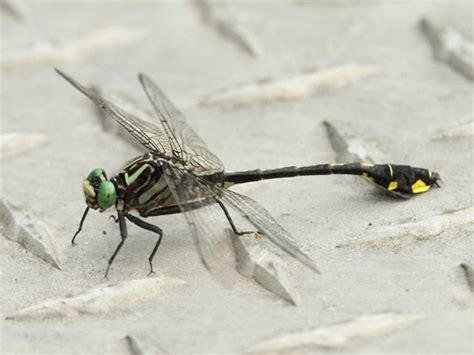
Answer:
1, 1, 472, 354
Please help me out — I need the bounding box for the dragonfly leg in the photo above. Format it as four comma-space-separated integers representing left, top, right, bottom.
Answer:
105, 211, 128, 279
71, 207, 89, 245
125, 214, 163, 275
214, 198, 255, 236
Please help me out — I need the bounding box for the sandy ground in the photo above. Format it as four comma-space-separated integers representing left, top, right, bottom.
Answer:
1, 1, 473, 354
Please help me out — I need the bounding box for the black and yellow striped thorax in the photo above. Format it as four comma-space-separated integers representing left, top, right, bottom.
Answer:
113, 153, 176, 213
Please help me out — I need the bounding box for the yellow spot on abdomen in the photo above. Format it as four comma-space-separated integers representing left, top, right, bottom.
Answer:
362, 163, 375, 167
411, 179, 431, 194
388, 181, 398, 191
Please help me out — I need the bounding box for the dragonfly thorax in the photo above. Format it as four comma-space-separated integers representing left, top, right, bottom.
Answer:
83, 168, 117, 211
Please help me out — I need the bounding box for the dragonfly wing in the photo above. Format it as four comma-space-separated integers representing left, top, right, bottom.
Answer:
162, 164, 236, 282
213, 185, 320, 274
163, 164, 319, 275
139, 73, 224, 173
56, 69, 172, 158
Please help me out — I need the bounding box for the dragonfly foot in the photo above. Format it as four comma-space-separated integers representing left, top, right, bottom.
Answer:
104, 266, 111, 280
148, 260, 156, 276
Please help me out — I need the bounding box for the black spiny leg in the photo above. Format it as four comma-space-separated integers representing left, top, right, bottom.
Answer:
105, 211, 128, 279
125, 214, 163, 275
214, 198, 255, 236
72, 207, 89, 245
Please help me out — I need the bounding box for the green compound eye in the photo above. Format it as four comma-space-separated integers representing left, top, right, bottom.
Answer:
97, 181, 117, 209
88, 168, 107, 181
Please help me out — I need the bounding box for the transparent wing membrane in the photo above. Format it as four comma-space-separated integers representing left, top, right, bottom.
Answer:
163, 164, 236, 281
215, 188, 319, 273
58, 69, 318, 277
139, 73, 224, 173
56, 69, 172, 157
163, 163, 318, 274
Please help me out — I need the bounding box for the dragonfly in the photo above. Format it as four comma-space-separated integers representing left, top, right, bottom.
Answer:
56, 69, 441, 278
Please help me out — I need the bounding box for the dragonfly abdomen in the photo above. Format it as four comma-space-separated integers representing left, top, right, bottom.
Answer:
223, 163, 440, 198
223, 163, 362, 184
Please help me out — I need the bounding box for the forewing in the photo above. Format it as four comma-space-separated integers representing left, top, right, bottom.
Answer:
162, 164, 236, 281
56, 69, 172, 157
139, 73, 224, 173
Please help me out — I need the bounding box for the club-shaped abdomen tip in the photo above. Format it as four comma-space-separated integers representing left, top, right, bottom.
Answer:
431, 171, 442, 187
410, 168, 441, 194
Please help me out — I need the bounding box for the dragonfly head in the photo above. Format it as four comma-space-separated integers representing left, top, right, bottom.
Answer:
83, 168, 117, 211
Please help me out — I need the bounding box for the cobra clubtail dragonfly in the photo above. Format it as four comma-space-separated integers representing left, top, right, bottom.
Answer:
56, 69, 441, 278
